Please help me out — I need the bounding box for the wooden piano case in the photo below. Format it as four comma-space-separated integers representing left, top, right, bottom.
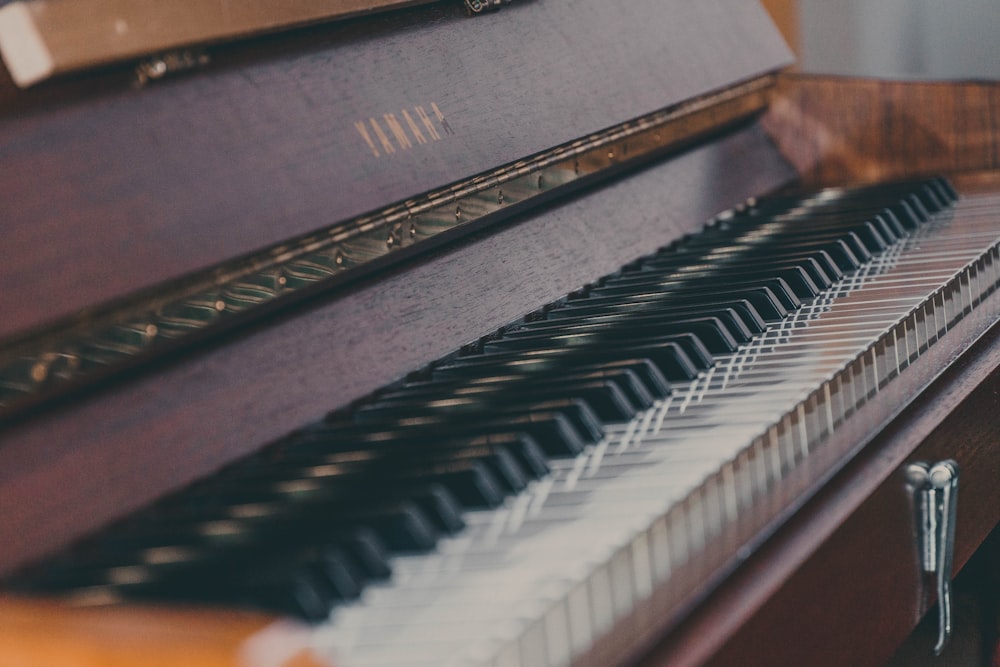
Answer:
0, 2, 998, 665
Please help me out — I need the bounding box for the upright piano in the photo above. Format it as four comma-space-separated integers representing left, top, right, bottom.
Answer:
1, 1, 999, 665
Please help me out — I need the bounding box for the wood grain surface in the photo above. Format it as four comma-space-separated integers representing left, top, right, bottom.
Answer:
0, 597, 324, 667
764, 74, 1000, 187
0, 0, 791, 341
0, 0, 434, 86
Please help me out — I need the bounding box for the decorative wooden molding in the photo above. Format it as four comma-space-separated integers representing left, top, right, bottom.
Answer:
0, 75, 775, 422
764, 74, 1000, 187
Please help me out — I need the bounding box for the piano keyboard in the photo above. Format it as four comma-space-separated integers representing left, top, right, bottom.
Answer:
7, 177, 1000, 667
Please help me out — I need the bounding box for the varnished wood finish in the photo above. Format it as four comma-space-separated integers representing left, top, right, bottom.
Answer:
0, 597, 324, 667
638, 261, 1000, 666
764, 74, 1000, 187
0, 122, 795, 576
0, 0, 791, 341
0, 0, 434, 87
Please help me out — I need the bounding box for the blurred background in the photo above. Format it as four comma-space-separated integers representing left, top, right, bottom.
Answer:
762, 0, 1000, 79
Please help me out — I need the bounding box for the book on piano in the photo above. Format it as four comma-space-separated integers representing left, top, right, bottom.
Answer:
0, 1, 999, 665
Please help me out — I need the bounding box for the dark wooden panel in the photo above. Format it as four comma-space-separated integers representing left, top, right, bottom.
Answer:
0, 0, 792, 340
638, 300, 1000, 667
764, 74, 1000, 187
0, 122, 796, 576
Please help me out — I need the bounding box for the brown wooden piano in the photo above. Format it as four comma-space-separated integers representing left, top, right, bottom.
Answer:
0, 1, 998, 665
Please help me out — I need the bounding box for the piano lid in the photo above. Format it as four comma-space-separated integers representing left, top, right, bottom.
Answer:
0, 0, 446, 87
0, 0, 792, 342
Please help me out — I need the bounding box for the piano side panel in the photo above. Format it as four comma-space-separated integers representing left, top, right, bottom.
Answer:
764, 74, 1000, 187
0, 122, 796, 576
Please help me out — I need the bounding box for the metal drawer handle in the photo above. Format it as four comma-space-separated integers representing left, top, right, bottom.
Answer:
906, 459, 960, 655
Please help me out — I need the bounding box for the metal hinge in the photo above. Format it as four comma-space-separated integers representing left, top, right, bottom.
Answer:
465, 0, 511, 13
905, 460, 960, 655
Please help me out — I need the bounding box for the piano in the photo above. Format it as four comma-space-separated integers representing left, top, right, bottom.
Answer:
1, 1, 999, 665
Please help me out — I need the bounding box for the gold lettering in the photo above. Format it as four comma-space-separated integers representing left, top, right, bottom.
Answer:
369, 118, 395, 154
383, 113, 413, 150
354, 120, 380, 158
402, 109, 428, 145
414, 106, 441, 141
431, 102, 454, 135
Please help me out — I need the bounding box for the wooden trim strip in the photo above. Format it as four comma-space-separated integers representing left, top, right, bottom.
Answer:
0, 0, 438, 87
0, 596, 327, 667
0, 74, 776, 422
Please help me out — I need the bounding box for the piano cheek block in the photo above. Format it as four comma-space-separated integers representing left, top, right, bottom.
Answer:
0, 597, 327, 667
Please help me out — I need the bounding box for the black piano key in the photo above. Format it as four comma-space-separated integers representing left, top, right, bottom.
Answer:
284, 500, 444, 553
232, 546, 366, 605
57, 526, 393, 598
751, 179, 946, 219
438, 341, 699, 383
763, 220, 891, 254
387, 369, 653, 414
630, 257, 834, 292
372, 379, 638, 423
787, 233, 871, 264
188, 456, 508, 512
494, 316, 737, 355
232, 565, 338, 621
482, 324, 720, 366
135, 489, 447, 554
568, 287, 788, 322
605, 265, 821, 299
549, 299, 768, 336
222, 439, 512, 492
407, 461, 505, 508
316, 411, 592, 457
905, 192, 932, 221
901, 195, 930, 225
590, 276, 801, 312
410, 483, 469, 531
680, 238, 862, 272
366, 398, 606, 447
497, 317, 740, 355
701, 231, 872, 266
432, 358, 672, 402
134, 554, 353, 621
298, 547, 364, 601
686, 221, 878, 258
521, 308, 754, 346
341, 527, 392, 580
28, 498, 441, 599
930, 176, 959, 203
279, 430, 552, 482
486, 341, 702, 381
643, 248, 845, 283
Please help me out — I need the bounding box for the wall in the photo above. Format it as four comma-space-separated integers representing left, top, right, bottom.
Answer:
799, 0, 1000, 79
